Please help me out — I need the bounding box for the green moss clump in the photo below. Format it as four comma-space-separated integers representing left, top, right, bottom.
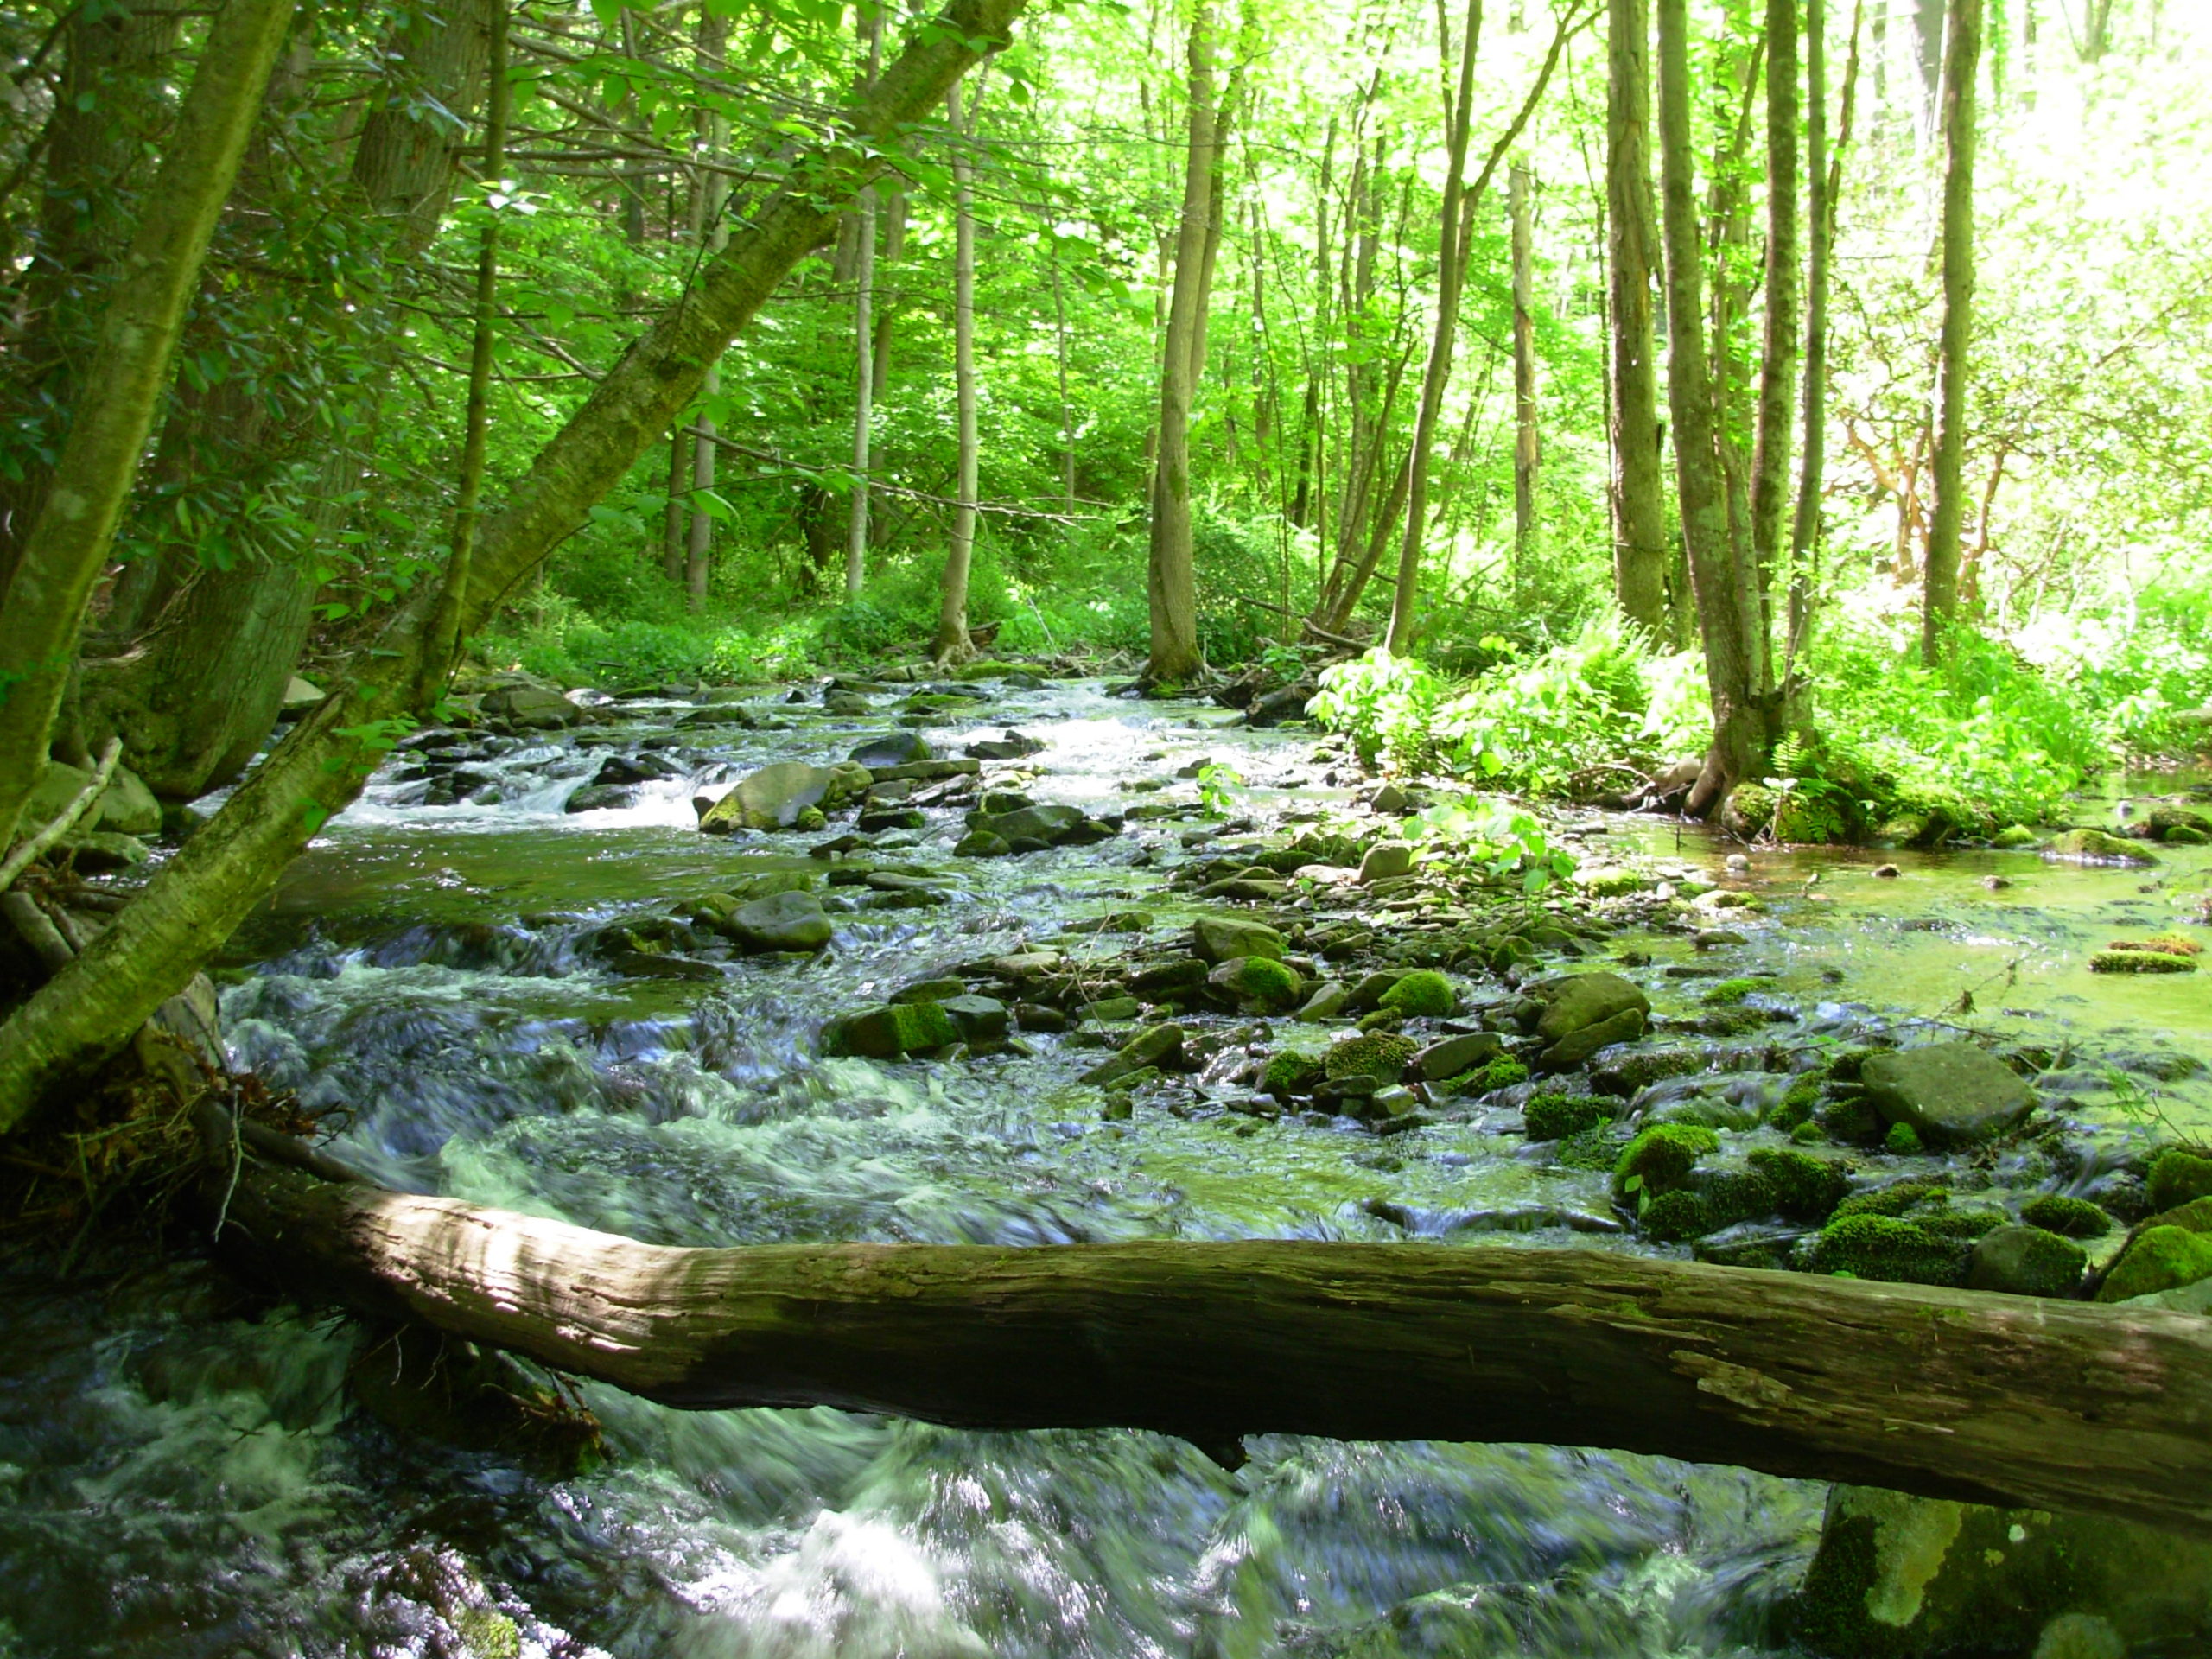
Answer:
1833, 1179, 1945, 1221
1769, 1077, 1823, 1132
1260, 1051, 1326, 1097
1701, 977, 1760, 1007
1748, 1147, 1852, 1222
1884, 1121, 1924, 1155
1523, 1093, 1612, 1141
1219, 955, 1303, 1009
1555, 1124, 1632, 1171
1613, 1123, 1721, 1203
2019, 1194, 2111, 1238
2089, 948, 2196, 974
1789, 1119, 1828, 1145
1810, 1214, 1965, 1286
2095, 1224, 2212, 1302
1916, 1207, 2007, 1242
2146, 1146, 2212, 1215
1325, 1032, 1418, 1084
1378, 969, 1458, 1018
1642, 1170, 1777, 1243
1447, 1056, 1529, 1096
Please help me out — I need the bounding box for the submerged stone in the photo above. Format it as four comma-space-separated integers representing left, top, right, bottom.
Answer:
1859, 1044, 2034, 1147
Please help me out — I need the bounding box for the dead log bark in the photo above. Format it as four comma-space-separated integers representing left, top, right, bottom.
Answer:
210, 1160, 2212, 1536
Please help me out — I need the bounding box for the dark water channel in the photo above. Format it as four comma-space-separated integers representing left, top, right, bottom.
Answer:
2, 677, 2206, 1657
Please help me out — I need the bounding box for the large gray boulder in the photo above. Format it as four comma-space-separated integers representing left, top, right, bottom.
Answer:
1530, 972, 1649, 1046
725, 891, 833, 952
1191, 915, 1287, 964
699, 760, 871, 832
482, 681, 577, 729
1860, 1043, 2034, 1147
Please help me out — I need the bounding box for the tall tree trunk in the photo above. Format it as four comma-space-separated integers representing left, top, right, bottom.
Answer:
1383, 0, 1483, 657
0, 0, 297, 857
843, 5, 885, 597
1787, 0, 1854, 665
1656, 0, 1770, 815
1144, 0, 1220, 685
933, 81, 980, 662
1051, 242, 1076, 515
1509, 158, 1540, 601
0, 0, 1032, 1132
869, 181, 909, 552
1606, 0, 1668, 633
1921, 0, 1980, 664
1748, 0, 1800, 617
683, 12, 732, 611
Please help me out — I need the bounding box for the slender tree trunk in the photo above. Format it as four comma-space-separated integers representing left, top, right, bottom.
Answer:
1052, 245, 1075, 515
868, 182, 908, 554
843, 5, 885, 597
1509, 159, 1540, 601
1748, 0, 1799, 620
1787, 0, 1854, 665
1606, 0, 1668, 633
683, 13, 732, 611
1656, 0, 1769, 814
933, 81, 980, 661
663, 432, 689, 582
0, 0, 297, 857
1921, 0, 1980, 664
1383, 0, 1483, 656
0, 0, 1031, 1132
1144, 0, 1219, 684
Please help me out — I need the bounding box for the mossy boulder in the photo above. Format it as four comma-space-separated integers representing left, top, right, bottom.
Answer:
1260, 1050, 1327, 1098
1637, 1168, 1777, 1243
2090, 949, 2196, 974
1702, 976, 1760, 1006
2147, 1147, 2212, 1214
1444, 1056, 1529, 1096
1989, 823, 2041, 849
1808, 1213, 1964, 1286
1191, 915, 1287, 965
1377, 969, 1457, 1018
1079, 1023, 1187, 1086
1531, 971, 1650, 1045
1325, 1032, 1417, 1086
2046, 827, 2158, 866
1208, 955, 1304, 1014
2018, 1193, 2112, 1239
724, 890, 834, 953
1748, 1147, 1852, 1221
821, 1001, 957, 1058
1859, 1043, 2035, 1147
1720, 783, 1778, 837
1965, 1225, 2086, 1298
2096, 1224, 2212, 1302
700, 760, 871, 832
1523, 1093, 1612, 1141
1612, 1123, 1720, 1204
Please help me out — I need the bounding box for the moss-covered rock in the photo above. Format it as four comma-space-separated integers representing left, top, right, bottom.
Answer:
820, 1001, 957, 1058
1990, 823, 2041, 849
1445, 1056, 1530, 1096
2095, 1224, 2212, 1302
1859, 1043, 2035, 1147
1749, 1147, 1853, 1221
1966, 1224, 2086, 1298
1701, 976, 1760, 1006
2019, 1193, 2111, 1238
2147, 1146, 2212, 1215
2090, 948, 2196, 974
1770, 1077, 1825, 1132
1523, 1093, 1612, 1141
1080, 1023, 1187, 1086
1809, 1213, 1964, 1286
1325, 1032, 1417, 1085
1834, 1179, 1948, 1221
1884, 1122, 1924, 1155
1613, 1123, 1720, 1204
1377, 969, 1458, 1018
1207, 954, 1305, 1013
1721, 783, 1778, 837
1260, 1050, 1326, 1098
2047, 827, 2158, 865
1640, 1169, 1777, 1243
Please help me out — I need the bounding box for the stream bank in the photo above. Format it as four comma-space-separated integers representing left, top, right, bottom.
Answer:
5, 664, 2212, 1657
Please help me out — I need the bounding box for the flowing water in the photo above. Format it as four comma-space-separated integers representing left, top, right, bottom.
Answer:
3, 677, 2206, 1658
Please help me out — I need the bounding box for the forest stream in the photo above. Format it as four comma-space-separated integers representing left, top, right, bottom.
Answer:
2, 673, 2206, 1659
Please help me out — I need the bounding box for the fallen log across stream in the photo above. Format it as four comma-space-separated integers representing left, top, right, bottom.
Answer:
210, 1154, 2212, 1537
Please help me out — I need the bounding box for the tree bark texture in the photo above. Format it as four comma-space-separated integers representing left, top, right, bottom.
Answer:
1748, 0, 1799, 605
684, 12, 733, 613
1605, 0, 1668, 634
843, 5, 886, 596
1786, 0, 1842, 664
0, 0, 298, 858
216, 1160, 2212, 1541
1921, 0, 1980, 665
1656, 0, 1770, 814
1144, 0, 1219, 684
1509, 159, 1539, 595
0, 0, 1030, 1132
933, 81, 980, 661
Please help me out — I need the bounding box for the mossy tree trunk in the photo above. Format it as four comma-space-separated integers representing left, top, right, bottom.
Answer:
1605, 0, 1669, 634
0, 0, 1031, 1135
1920, 0, 1981, 665
933, 80, 982, 663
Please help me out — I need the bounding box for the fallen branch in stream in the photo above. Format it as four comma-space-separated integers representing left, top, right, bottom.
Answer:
0, 737, 121, 896
206, 1141, 2212, 1537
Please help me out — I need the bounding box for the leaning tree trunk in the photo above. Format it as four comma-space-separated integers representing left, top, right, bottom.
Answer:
1656, 0, 1770, 816
933, 81, 982, 663
0, 0, 1032, 1133
0, 0, 298, 856
1144, 0, 1220, 686
1606, 0, 1669, 633
1921, 0, 1980, 666
213, 1156, 2212, 1541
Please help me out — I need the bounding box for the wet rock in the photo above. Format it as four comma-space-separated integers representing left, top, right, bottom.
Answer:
1296, 981, 1351, 1021
1079, 995, 1143, 1023
2018, 1193, 2111, 1239
564, 784, 633, 813
481, 681, 577, 729
2147, 1147, 2212, 1213
1789, 1485, 2212, 1658
1379, 969, 1457, 1018
1529, 971, 1650, 1045
1013, 1002, 1067, 1033
1807, 1213, 1964, 1286
954, 830, 1012, 857
938, 994, 1009, 1042
1414, 1031, 1503, 1080
1357, 841, 1414, 883
605, 951, 721, 982
1207, 956, 1304, 1014
592, 753, 679, 787
726, 890, 833, 952
823, 690, 873, 715
699, 760, 871, 832
1966, 1225, 2086, 1298
1130, 957, 1209, 998
965, 729, 1046, 760
1369, 781, 1411, 814
2045, 828, 2158, 866
820, 1001, 957, 1058
2096, 1204, 2212, 1302
1192, 915, 1287, 964
891, 976, 966, 1004
60, 830, 149, 870
1324, 1032, 1416, 1086
1859, 1043, 2034, 1147
2089, 948, 2195, 974
1080, 1022, 1185, 1084
850, 732, 932, 767
280, 674, 325, 714
1991, 823, 2041, 849
974, 803, 1085, 844
858, 807, 926, 833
